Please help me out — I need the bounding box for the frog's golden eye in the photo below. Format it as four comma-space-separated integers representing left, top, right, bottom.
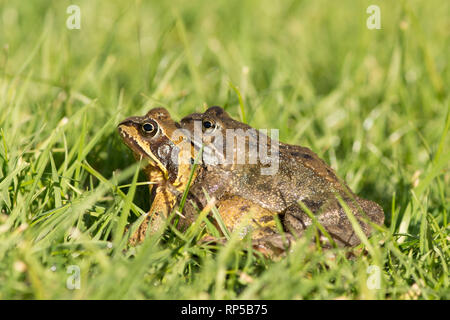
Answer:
202, 118, 216, 133
141, 121, 158, 137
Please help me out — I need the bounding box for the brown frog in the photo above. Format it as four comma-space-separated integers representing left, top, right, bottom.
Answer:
180, 106, 385, 247
117, 108, 200, 243
117, 108, 280, 247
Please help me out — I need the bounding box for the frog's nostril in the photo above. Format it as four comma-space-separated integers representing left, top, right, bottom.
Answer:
117, 122, 135, 138
119, 116, 142, 128
118, 120, 132, 127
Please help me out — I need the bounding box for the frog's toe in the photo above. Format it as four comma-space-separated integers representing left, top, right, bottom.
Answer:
357, 198, 385, 226
252, 234, 295, 258
198, 234, 227, 245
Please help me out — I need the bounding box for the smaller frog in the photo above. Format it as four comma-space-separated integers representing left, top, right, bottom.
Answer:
118, 108, 199, 243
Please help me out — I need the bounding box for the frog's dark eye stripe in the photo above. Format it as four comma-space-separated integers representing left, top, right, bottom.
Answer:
141, 120, 158, 137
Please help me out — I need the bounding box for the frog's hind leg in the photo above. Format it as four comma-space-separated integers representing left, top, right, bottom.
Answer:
282, 198, 384, 248
318, 198, 384, 246
215, 196, 279, 240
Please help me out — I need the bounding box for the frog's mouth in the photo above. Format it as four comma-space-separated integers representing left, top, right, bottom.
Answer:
117, 124, 169, 179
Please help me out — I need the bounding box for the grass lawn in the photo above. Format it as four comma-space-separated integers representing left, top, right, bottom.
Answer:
0, 0, 448, 299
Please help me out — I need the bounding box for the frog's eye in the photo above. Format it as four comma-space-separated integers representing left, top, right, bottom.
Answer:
141, 121, 158, 137
202, 118, 216, 133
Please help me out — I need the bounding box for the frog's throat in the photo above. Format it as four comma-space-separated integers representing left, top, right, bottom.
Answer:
139, 152, 169, 180
141, 157, 169, 181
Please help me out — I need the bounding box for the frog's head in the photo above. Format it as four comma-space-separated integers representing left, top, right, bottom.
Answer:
198, 106, 251, 134
118, 107, 194, 185
181, 106, 260, 166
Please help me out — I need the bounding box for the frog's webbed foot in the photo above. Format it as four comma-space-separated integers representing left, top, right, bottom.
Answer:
198, 234, 227, 245
252, 233, 295, 258
198, 233, 294, 259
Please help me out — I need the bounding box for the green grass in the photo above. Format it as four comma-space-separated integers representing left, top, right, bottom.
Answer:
0, 0, 448, 299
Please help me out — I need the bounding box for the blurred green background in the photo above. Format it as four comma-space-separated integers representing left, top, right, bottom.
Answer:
0, 0, 448, 299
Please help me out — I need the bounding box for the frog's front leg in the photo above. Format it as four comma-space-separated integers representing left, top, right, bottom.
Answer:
129, 185, 176, 245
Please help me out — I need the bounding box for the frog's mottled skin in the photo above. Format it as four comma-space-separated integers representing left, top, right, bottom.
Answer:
180, 107, 384, 247
118, 106, 384, 253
